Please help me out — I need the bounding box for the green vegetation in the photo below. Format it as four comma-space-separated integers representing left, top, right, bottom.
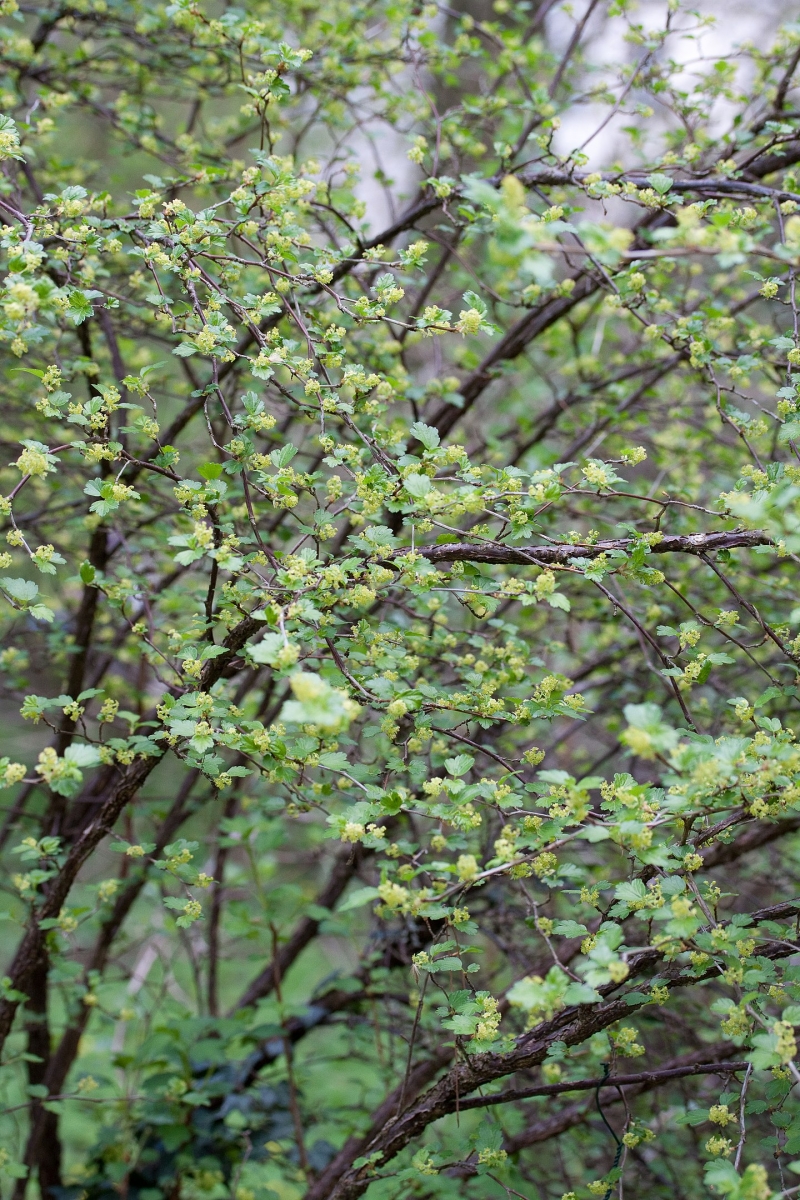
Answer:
3, 1, 800, 1197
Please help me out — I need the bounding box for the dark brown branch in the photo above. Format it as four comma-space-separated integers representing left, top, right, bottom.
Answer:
451, 1059, 750, 1113
428, 271, 601, 441
207, 788, 238, 1018
703, 814, 800, 868
453, 1043, 745, 1169
773, 47, 800, 117
232, 842, 363, 1013
426, 139, 800, 442
17, 771, 203, 1174
514, 168, 800, 205
303, 899, 800, 1200
505, 356, 681, 465
12, 949, 61, 1199
408, 529, 772, 567
0, 611, 266, 1054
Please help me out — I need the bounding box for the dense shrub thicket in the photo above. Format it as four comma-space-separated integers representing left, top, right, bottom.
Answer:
4, 1, 800, 1197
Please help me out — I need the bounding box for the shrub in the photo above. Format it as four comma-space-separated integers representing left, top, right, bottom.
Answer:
1, 2, 800, 1197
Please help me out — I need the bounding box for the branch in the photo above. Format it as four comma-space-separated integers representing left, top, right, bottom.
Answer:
702, 814, 800, 869
19, 771, 200, 1177
231, 842, 363, 1013
427, 139, 800, 441
429, 271, 600, 440
440, 1043, 745, 1169
452, 1058, 750, 1113
516, 167, 800, 205
447, 1043, 747, 1170
0, 611, 265, 1055
304, 898, 800, 1200
773, 48, 800, 118
408, 529, 772, 568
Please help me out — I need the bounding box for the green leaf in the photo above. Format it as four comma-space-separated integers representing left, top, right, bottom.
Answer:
462, 290, 487, 316
248, 632, 285, 665
421, 956, 462, 972
508, 967, 569, 1017
338, 887, 379, 912
404, 473, 432, 498
63, 744, 100, 768
29, 604, 54, 623
646, 172, 674, 195
198, 462, 223, 480
703, 1159, 740, 1195
444, 754, 474, 777
271, 444, 298, 468
614, 879, 648, 903
778, 419, 800, 444
409, 421, 440, 450
563, 982, 601, 1005
547, 592, 571, 611
552, 920, 588, 938
1, 578, 39, 604
68, 290, 94, 324
318, 751, 350, 769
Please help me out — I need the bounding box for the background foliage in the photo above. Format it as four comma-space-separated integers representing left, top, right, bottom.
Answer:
4, 1, 800, 1198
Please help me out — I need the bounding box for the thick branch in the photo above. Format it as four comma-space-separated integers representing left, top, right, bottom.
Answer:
452, 1058, 749, 1113
13, 949, 61, 1198
305, 899, 800, 1200
429, 272, 600, 440
0, 613, 265, 1054
231, 843, 363, 1013
409, 529, 772, 567
447, 1043, 746, 1172
516, 168, 800, 205
703, 814, 800, 868
427, 140, 800, 441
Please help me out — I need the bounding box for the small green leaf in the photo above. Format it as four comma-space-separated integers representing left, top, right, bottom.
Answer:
404, 473, 432, 498
646, 172, 674, 195
198, 462, 223, 480
444, 754, 474, 777
409, 421, 440, 450
552, 920, 588, 938
339, 887, 379, 912
1, 578, 39, 604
